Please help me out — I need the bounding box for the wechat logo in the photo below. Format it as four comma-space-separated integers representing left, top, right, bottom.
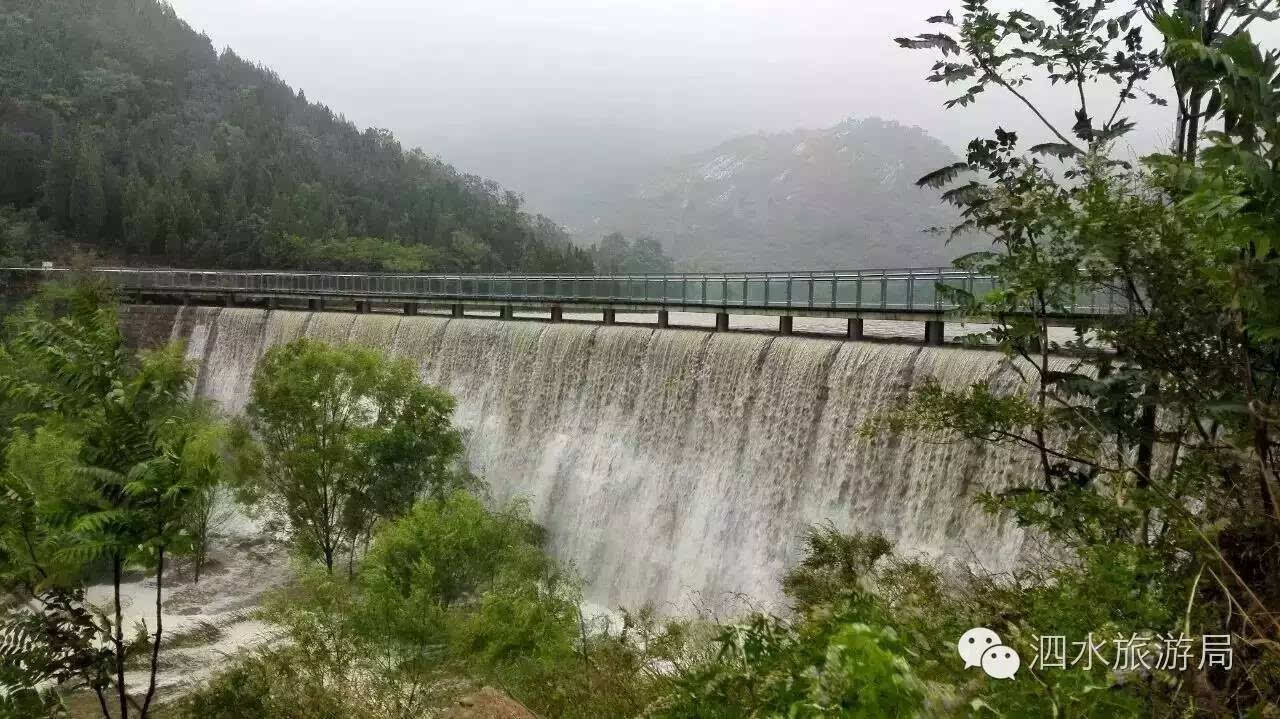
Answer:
958, 627, 1020, 679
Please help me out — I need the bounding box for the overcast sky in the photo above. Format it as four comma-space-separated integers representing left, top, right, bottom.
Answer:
166, 0, 1269, 217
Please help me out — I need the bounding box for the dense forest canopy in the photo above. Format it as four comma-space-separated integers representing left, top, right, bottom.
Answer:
0, 0, 599, 272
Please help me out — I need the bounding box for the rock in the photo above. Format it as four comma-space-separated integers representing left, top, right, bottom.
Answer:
442, 687, 538, 719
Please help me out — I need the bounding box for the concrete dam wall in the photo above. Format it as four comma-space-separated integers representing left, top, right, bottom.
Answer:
133, 305, 1050, 612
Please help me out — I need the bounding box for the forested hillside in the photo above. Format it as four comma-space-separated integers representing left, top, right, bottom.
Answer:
595, 118, 974, 270
0, 0, 593, 272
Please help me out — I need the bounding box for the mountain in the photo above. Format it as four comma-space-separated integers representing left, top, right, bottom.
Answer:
589, 118, 971, 271
0, 0, 592, 272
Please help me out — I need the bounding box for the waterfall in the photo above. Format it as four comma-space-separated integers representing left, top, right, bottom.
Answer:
166, 307, 1049, 612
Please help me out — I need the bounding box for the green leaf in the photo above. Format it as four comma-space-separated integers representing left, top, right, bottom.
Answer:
916, 162, 971, 189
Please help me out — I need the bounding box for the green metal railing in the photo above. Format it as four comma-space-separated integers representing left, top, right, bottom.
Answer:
3, 267, 1132, 315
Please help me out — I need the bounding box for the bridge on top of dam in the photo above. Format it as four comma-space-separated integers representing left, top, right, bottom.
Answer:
4, 266, 1132, 345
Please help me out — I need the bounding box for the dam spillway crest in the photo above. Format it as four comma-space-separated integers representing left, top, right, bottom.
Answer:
138, 305, 1050, 612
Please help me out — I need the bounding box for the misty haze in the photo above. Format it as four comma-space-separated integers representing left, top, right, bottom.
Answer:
2, 1, 1279, 718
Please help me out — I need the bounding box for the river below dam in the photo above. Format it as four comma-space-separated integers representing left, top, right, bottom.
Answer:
126, 305, 1055, 613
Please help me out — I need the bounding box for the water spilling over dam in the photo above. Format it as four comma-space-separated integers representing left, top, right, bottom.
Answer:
149, 306, 1050, 612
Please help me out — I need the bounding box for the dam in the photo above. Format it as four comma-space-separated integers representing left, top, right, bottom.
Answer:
125, 303, 1058, 612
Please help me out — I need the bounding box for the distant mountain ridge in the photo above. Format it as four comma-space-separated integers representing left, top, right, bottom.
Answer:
593, 118, 973, 271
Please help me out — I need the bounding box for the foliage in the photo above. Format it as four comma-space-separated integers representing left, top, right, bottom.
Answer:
0, 0, 595, 273
881, 0, 1280, 714
177, 647, 351, 719
266, 233, 447, 273
657, 613, 925, 719
591, 232, 675, 274
242, 338, 464, 575
0, 207, 59, 267
0, 281, 230, 718
182, 492, 706, 719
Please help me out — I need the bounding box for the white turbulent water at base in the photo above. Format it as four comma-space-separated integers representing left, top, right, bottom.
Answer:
180, 309, 1049, 612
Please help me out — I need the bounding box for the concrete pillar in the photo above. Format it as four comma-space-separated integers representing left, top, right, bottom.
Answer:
550, 306, 563, 322
924, 320, 945, 346
403, 302, 417, 316
265, 296, 277, 310
500, 305, 513, 320
657, 310, 669, 328
451, 304, 464, 318
355, 300, 369, 314
779, 316, 793, 335
222, 293, 234, 307
847, 318, 864, 341
308, 298, 319, 311
603, 308, 616, 324
715, 312, 730, 331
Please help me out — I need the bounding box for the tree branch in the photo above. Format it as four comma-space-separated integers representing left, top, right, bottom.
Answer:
1232, 0, 1276, 33
976, 56, 1084, 153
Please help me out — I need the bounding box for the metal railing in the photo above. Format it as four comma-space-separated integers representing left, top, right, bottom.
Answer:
4, 267, 1132, 315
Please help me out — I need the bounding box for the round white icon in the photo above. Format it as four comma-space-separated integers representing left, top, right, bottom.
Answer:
957, 626, 1020, 679
980, 644, 1021, 679
957, 627, 1002, 668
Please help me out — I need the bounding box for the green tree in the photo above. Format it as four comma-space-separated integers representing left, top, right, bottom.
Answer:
884, 0, 1280, 713
40, 120, 74, 229
2, 0, 595, 271
0, 280, 229, 718
180, 493, 579, 719
70, 134, 106, 240
243, 338, 464, 574
592, 231, 675, 274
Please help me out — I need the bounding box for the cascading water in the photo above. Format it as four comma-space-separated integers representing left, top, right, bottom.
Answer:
163, 306, 1050, 612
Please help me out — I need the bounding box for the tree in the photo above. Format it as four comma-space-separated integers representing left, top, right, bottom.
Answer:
178, 493, 582, 719
243, 338, 464, 575
70, 134, 106, 240
0, 280, 229, 718
883, 0, 1280, 712
591, 231, 675, 274
1, 0, 596, 271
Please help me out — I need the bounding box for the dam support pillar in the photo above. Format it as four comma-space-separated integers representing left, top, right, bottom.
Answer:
779, 316, 793, 335
265, 296, 277, 310
451, 304, 464, 318
603, 308, 616, 324
222, 293, 234, 308
500, 305, 513, 320
308, 298, 321, 311
847, 318, 864, 340
355, 300, 370, 314
715, 312, 730, 332
924, 320, 945, 346
402, 302, 417, 316
657, 310, 669, 328
550, 306, 563, 322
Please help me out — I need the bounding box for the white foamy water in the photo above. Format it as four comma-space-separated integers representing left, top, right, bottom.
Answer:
172, 307, 1053, 612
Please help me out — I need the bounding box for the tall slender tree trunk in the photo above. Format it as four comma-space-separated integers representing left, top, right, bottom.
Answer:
112, 553, 128, 719
95, 686, 112, 719
141, 546, 164, 717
